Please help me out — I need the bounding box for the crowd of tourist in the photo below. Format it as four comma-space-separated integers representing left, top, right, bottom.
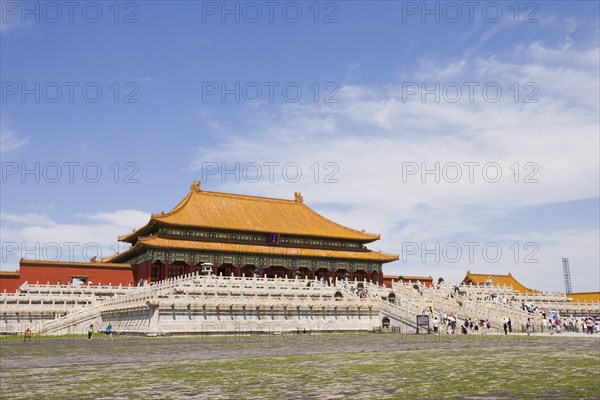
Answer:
430, 308, 598, 336
474, 294, 517, 305
539, 315, 598, 334
288, 278, 598, 336
431, 312, 505, 335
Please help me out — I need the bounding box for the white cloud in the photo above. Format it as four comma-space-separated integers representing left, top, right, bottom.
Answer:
190, 41, 599, 292
385, 228, 600, 292
0, 17, 33, 33
76, 209, 150, 229
1, 209, 150, 270
0, 130, 30, 154
0, 212, 57, 227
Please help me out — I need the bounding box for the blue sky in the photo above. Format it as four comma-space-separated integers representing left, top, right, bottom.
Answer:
1, 1, 599, 292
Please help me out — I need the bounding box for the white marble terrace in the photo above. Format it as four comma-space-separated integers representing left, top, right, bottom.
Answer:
1, 274, 597, 336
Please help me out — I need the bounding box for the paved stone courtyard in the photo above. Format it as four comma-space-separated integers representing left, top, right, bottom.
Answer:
1, 332, 599, 399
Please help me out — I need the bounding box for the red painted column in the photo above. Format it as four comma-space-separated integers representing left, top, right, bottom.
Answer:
379, 271, 384, 287
164, 262, 170, 280
145, 259, 152, 283
131, 262, 140, 283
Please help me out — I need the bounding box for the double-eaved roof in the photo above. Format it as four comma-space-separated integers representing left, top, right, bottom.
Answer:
109, 182, 398, 264
120, 182, 381, 243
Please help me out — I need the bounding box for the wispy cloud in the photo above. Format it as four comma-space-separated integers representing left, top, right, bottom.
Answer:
76, 209, 150, 229
1, 209, 150, 270
0, 18, 32, 33
0, 130, 30, 154
189, 40, 599, 291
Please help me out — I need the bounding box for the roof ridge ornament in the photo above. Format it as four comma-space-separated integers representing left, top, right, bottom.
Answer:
294, 192, 303, 203
190, 179, 202, 192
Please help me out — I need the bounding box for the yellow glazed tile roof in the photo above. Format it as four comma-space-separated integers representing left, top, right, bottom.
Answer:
462, 271, 539, 293
120, 182, 380, 242
568, 292, 600, 303
111, 236, 398, 263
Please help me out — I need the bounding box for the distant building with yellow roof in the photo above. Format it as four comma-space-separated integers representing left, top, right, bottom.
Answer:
567, 292, 600, 303
461, 271, 539, 293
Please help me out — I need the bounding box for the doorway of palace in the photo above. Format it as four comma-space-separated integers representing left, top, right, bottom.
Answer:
240, 265, 257, 277
168, 262, 187, 279
371, 271, 379, 284
217, 263, 235, 277
295, 267, 311, 279
333, 269, 349, 282
354, 270, 368, 282
151, 263, 161, 282
314, 268, 329, 281
192, 263, 204, 275
263, 266, 290, 279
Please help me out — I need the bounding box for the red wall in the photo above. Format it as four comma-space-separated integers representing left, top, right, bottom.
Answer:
0, 262, 134, 292
20, 264, 134, 287
0, 275, 21, 293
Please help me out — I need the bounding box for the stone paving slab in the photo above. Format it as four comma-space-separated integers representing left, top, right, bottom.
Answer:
1, 332, 598, 399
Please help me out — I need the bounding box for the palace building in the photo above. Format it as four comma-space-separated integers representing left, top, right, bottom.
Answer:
2, 183, 598, 337
461, 271, 600, 303
0, 181, 398, 292
460, 271, 539, 294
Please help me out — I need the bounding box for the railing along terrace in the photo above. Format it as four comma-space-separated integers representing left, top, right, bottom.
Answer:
17, 281, 141, 295
95, 273, 361, 311
387, 282, 532, 327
